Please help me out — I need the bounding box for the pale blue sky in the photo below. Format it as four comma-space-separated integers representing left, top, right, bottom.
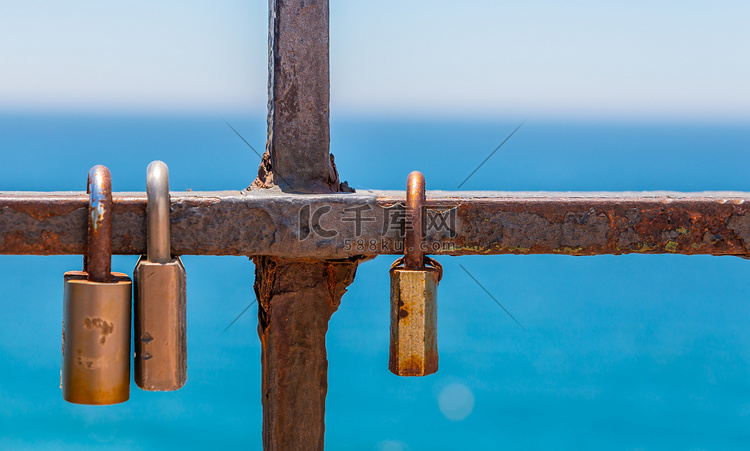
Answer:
1, 0, 748, 120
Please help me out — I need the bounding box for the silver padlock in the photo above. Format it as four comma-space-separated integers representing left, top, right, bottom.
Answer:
133, 161, 187, 391
389, 171, 442, 377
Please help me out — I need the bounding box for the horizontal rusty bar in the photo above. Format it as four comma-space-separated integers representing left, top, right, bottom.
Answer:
1, 190, 750, 258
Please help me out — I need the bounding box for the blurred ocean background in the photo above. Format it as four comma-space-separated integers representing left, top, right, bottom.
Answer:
2, 0, 750, 449
1, 116, 749, 450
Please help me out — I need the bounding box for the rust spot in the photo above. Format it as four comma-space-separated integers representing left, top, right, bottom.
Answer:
324, 262, 338, 306
398, 356, 424, 377
728, 214, 750, 250
6, 197, 87, 221
121, 231, 133, 249
83, 317, 114, 345
39, 230, 63, 254
398, 309, 409, 319
76, 356, 94, 369
277, 82, 299, 123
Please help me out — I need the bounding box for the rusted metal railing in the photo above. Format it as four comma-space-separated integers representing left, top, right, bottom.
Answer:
2, 191, 749, 259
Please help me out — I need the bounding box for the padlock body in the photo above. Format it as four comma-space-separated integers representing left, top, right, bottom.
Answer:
389, 267, 439, 376
62, 271, 132, 405
133, 256, 187, 391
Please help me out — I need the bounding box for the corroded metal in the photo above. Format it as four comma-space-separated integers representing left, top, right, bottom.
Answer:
264, 0, 340, 193
133, 161, 187, 392
256, 1, 358, 449
62, 165, 131, 405
86, 166, 112, 283
254, 256, 358, 450
404, 171, 425, 270
390, 171, 440, 377
2, 191, 750, 258
389, 256, 442, 377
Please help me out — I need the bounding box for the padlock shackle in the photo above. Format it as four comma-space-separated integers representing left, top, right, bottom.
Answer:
146, 160, 172, 263
404, 171, 426, 270
390, 255, 443, 282
86, 165, 113, 283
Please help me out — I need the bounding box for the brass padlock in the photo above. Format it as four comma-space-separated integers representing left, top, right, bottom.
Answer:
133, 160, 187, 391
62, 165, 132, 405
389, 171, 442, 377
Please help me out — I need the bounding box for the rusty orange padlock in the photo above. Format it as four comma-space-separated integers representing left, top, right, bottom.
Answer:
62, 165, 132, 405
389, 171, 442, 377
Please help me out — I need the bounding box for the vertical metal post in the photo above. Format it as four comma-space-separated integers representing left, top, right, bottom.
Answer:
252, 1, 358, 449
254, 258, 358, 450
264, 0, 339, 194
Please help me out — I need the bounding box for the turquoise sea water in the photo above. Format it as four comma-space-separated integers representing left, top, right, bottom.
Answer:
1, 115, 750, 450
